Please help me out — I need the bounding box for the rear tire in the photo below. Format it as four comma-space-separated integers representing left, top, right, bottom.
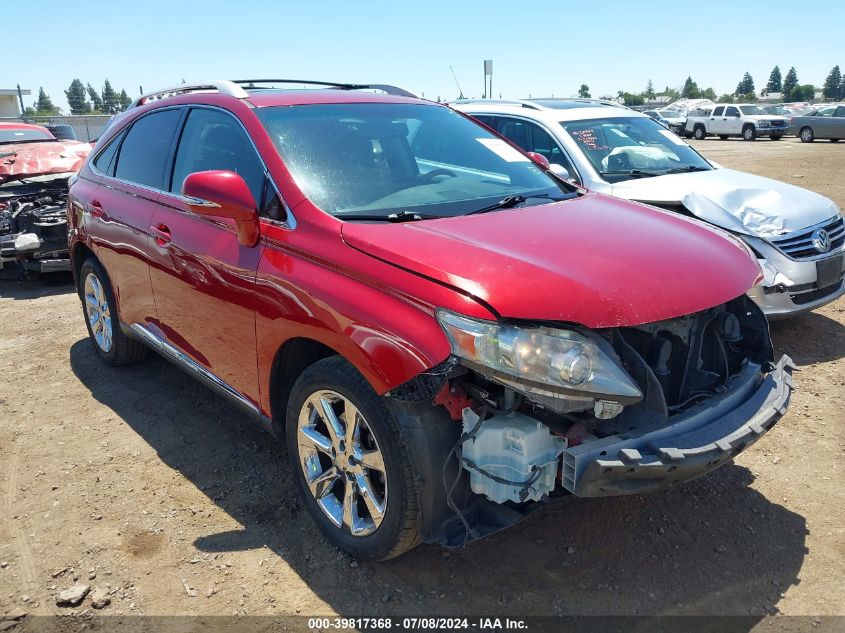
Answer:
693, 125, 706, 141
78, 258, 148, 366
799, 127, 815, 143
742, 125, 757, 141
285, 356, 421, 560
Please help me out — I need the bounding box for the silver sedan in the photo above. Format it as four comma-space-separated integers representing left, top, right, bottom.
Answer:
792, 104, 845, 142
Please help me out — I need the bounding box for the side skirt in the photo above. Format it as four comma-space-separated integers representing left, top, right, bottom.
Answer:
126, 322, 271, 429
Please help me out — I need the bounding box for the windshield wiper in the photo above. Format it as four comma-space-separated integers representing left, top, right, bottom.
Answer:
334, 210, 441, 223
466, 193, 565, 216
662, 166, 710, 174
601, 169, 660, 179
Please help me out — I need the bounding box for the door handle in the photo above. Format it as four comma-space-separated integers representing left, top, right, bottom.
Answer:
89, 200, 104, 218
150, 223, 172, 246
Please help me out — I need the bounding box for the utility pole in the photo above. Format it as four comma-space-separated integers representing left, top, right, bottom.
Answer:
483, 60, 493, 99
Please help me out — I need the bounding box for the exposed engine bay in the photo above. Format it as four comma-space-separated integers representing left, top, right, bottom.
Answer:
389, 296, 792, 546
0, 174, 72, 277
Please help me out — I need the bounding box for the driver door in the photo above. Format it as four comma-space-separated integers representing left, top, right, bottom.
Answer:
724, 106, 742, 135
146, 106, 269, 406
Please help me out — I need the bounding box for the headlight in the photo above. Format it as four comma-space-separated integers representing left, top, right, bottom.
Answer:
436, 310, 642, 403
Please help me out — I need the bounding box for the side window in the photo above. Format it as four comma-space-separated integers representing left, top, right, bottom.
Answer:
471, 114, 498, 129
835, 106, 845, 118
712, 106, 725, 116
496, 118, 575, 174
816, 107, 835, 117
724, 106, 739, 117
114, 109, 182, 189
170, 108, 266, 206
92, 131, 124, 177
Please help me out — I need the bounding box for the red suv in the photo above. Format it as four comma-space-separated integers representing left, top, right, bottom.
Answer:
68, 80, 794, 560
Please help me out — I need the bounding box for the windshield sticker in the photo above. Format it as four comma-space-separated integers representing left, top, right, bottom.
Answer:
476, 138, 529, 162
658, 129, 687, 146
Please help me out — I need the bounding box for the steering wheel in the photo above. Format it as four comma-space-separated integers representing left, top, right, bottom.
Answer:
418, 168, 457, 183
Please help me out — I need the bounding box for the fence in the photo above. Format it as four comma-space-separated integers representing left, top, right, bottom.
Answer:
1, 114, 112, 142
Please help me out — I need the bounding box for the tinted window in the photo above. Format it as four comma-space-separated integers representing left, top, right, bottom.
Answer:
816, 107, 836, 117
835, 107, 845, 118
725, 107, 740, 117
712, 106, 725, 116
495, 118, 575, 174
0, 127, 55, 143
170, 108, 266, 204
93, 132, 123, 177
114, 109, 182, 189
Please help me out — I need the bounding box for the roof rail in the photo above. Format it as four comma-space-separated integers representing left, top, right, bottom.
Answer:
450, 98, 542, 110
129, 80, 249, 109
231, 79, 416, 98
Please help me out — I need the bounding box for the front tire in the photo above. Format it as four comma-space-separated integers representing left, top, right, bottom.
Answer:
285, 356, 421, 560
800, 127, 815, 143
78, 258, 148, 366
742, 125, 757, 141
693, 125, 706, 140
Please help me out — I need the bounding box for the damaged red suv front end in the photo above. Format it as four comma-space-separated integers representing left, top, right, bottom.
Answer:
68, 83, 793, 560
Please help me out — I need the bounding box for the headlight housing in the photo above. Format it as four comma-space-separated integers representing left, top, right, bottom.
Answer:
436, 310, 642, 403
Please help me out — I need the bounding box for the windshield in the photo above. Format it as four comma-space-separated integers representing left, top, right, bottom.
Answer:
658, 110, 681, 118
739, 106, 767, 116
256, 103, 572, 219
560, 116, 712, 182
0, 128, 55, 144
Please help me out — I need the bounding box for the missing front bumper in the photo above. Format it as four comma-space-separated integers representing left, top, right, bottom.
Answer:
563, 355, 795, 497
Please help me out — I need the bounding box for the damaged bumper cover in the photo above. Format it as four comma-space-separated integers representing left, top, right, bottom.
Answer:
564, 355, 795, 497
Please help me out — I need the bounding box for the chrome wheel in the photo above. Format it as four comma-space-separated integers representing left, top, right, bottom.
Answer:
296, 390, 387, 537
84, 272, 113, 352
800, 128, 814, 142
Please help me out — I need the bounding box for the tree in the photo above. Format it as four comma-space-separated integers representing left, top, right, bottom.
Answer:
118, 89, 132, 111
578, 84, 590, 98
700, 87, 717, 100
35, 87, 60, 114
644, 79, 655, 100
735, 72, 755, 96
681, 76, 700, 99
621, 92, 644, 106
823, 65, 842, 100
766, 66, 782, 94
718, 93, 735, 104
661, 86, 680, 101
782, 67, 799, 100
101, 79, 120, 114
64, 79, 91, 114
86, 83, 103, 112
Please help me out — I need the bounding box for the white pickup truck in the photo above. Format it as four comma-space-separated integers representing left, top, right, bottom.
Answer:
685, 104, 789, 141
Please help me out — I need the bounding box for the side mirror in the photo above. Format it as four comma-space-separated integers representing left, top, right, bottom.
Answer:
734, 112, 741, 117
182, 170, 260, 247
549, 163, 574, 181
526, 151, 550, 170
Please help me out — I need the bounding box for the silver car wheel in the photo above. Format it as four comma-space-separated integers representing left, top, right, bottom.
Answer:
296, 389, 387, 537
84, 272, 113, 352
801, 128, 813, 142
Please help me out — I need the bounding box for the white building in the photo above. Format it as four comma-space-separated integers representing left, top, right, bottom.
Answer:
0, 88, 29, 117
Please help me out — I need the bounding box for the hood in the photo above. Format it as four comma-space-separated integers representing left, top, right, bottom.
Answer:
341, 193, 759, 328
611, 168, 840, 238
0, 140, 92, 183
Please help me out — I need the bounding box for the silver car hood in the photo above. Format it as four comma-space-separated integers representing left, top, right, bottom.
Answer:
611, 168, 840, 238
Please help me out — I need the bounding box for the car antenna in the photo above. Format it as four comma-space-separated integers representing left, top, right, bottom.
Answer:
450, 66, 465, 100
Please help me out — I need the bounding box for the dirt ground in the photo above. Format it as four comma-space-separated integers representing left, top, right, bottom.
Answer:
1, 137, 843, 626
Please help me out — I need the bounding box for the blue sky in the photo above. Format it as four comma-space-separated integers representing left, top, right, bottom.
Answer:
6, 0, 843, 111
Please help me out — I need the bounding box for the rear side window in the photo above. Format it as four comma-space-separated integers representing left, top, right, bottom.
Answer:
92, 132, 124, 177
712, 106, 725, 116
725, 107, 739, 117
170, 108, 265, 204
114, 109, 182, 189
835, 106, 845, 118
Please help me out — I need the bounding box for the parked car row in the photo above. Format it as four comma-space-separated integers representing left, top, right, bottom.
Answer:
18, 79, 840, 561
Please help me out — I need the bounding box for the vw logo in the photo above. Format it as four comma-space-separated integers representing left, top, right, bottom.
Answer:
811, 229, 831, 253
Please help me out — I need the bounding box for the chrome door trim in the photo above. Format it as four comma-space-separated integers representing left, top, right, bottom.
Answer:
129, 323, 260, 417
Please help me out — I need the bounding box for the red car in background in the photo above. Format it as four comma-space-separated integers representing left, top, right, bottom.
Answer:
68, 80, 793, 560
0, 121, 91, 276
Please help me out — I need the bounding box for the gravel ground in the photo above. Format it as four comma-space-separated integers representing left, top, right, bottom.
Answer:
1, 136, 843, 626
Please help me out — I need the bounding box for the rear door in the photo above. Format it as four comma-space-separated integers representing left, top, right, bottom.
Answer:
146, 106, 268, 405
723, 106, 742, 135
834, 107, 845, 138
88, 108, 184, 329
709, 106, 725, 134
